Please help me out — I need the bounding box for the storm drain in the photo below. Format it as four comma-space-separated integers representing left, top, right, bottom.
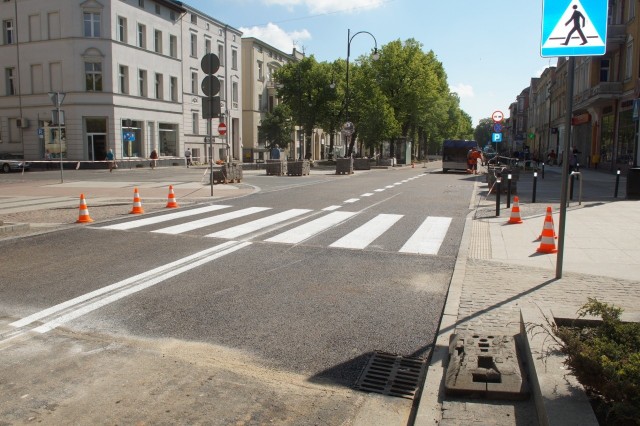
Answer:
354, 351, 427, 399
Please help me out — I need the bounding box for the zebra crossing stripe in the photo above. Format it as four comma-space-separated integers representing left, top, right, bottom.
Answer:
205, 209, 312, 239
399, 216, 452, 255
101, 205, 231, 230
265, 211, 356, 244
153, 207, 271, 235
330, 214, 403, 250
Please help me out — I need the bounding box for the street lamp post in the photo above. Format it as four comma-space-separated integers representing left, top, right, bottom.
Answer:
345, 29, 379, 157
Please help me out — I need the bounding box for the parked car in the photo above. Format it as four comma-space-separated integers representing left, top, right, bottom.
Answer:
0, 153, 31, 173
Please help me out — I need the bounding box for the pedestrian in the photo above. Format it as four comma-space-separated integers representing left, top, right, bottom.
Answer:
185, 148, 192, 167
44, 149, 52, 170
547, 149, 557, 165
106, 149, 115, 172
150, 149, 158, 169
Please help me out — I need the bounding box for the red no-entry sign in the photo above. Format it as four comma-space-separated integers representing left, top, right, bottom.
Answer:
218, 122, 227, 135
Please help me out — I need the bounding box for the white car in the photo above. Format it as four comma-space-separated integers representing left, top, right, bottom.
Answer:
0, 153, 31, 173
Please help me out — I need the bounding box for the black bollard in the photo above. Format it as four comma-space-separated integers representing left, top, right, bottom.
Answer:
570, 173, 575, 200
496, 179, 501, 217
506, 173, 512, 209
541, 162, 545, 179
614, 169, 621, 198
532, 170, 538, 203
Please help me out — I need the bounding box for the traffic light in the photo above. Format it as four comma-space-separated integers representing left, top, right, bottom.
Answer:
201, 53, 221, 119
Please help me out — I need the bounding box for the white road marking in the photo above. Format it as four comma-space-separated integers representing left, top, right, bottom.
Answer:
374, 189, 385, 192
344, 198, 359, 203
265, 211, 356, 244
399, 216, 452, 255
322, 205, 342, 211
361, 193, 374, 197
101, 205, 231, 230
330, 214, 403, 250
152, 207, 271, 234
205, 209, 311, 239
385, 185, 394, 189
10, 241, 249, 332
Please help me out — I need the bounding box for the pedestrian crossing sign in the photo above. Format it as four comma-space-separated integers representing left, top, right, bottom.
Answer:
541, 0, 607, 57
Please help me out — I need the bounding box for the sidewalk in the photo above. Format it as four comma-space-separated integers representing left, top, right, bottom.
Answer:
415, 165, 640, 425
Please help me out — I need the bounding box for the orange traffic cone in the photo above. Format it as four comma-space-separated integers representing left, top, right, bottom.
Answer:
537, 206, 557, 240
129, 187, 145, 214
507, 196, 523, 224
76, 194, 94, 223
536, 206, 557, 253
166, 185, 179, 208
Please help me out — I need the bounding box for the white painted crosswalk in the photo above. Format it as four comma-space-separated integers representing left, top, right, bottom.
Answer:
97, 205, 453, 255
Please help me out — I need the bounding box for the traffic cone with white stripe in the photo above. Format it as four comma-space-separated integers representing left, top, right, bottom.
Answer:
129, 187, 145, 214
76, 194, 94, 223
166, 185, 179, 208
536, 206, 557, 253
537, 206, 557, 240
507, 196, 523, 224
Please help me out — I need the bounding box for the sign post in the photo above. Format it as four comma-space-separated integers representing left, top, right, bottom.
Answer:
201, 53, 221, 196
540, 0, 607, 278
48, 92, 66, 183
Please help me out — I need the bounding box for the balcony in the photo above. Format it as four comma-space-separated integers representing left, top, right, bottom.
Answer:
574, 82, 623, 109
607, 24, 626, 47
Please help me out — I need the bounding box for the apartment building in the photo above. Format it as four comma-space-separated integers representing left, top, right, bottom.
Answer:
0, 0, 241, 164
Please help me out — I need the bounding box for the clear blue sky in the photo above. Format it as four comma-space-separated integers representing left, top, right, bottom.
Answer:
189, 0, 553, 127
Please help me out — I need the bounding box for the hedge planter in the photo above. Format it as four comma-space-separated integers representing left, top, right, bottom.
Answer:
336, 158, 354, 175
210, 162, 243, 184
286, 160, 310, 176
353, 158, 371, 170
266, 159, 287, 176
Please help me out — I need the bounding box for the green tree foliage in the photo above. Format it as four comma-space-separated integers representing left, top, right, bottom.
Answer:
474, 117, 495, 147
272, 39, 474, 160
258, 104, 294, 149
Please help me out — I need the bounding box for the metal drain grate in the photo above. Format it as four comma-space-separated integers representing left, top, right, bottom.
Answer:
355, 351, 427, 399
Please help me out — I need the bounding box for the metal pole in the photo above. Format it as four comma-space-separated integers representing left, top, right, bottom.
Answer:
208, 117, 213, 196
556, 57, 575, 279
506, 173, 512, 208
57, 94, 63, 183
541, 162, 545, 179
614, 169, 621, 198
532, 171, 538, 203
496, 179, 501, 216
570, 173, 575, 201
346, 29, 350, 124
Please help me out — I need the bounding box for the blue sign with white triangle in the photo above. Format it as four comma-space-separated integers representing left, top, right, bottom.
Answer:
541, 0, 608, 57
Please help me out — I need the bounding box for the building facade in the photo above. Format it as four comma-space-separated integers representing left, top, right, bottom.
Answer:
0, 0, 241, 164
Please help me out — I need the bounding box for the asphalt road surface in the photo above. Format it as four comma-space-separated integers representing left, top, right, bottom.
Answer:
0, 165, 474, 424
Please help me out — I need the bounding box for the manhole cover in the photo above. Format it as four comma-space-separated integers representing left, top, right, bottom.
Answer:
355, 352, 427, 399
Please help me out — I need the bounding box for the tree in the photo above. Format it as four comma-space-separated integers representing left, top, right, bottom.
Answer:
258, 104, 294, 149
474, 118, 495, 147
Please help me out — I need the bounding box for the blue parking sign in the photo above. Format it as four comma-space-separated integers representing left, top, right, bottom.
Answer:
492, 133, 503, 143
541, 0, 607, 57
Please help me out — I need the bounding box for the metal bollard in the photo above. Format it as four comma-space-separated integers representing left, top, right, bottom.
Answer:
541, 162, 545, 179
532, 170, 538, 203
614, 169, 621, 198
570, 173, 575, 200
496, 178, 501, 217
506, 173, 512, 209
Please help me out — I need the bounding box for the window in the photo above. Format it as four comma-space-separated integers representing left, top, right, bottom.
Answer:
48, 12, 60, 39
119, 65, 129, 94
85, 62, 102, 91
169, 35, 177, 58
231, 49, 238, 70
5, 67, 15, 95
31, 64, 43, 94
219, 78, 225, 100
170, 76, 178, 101
83, 12, 100, 37
155, 73, 163, 99
3, 20, 14, 44
232, 81, 238, 107
630, 0, 636, 20
192, 112, 199, 134
155, 4, 161, 14
138, 0, 144, 7
205, 38, 211, 54
170, 11, 176, 21
137, 23, 146, 48
191, 13, 197, 24
191, 71, 198, 94
190, 33, 197, 57
600, 59, 610, 82
626, 41, 633, 79
154, 29, 162, 53
117, 16, 127, 43
257, 61, 263, 80
258, 94, 263, 111
138, 69, 147, 97
218, 44, 224, 66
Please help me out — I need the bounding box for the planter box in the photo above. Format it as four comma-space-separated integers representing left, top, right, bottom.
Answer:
336, 158, 354, 175
287, 160, 310, 176
353, 158, 371, 170
266, 159, 287, 176
210, 162, 243, 184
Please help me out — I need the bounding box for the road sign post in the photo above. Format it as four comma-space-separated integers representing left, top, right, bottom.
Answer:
201, 53, 221, 196
48, 92, 66, 183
